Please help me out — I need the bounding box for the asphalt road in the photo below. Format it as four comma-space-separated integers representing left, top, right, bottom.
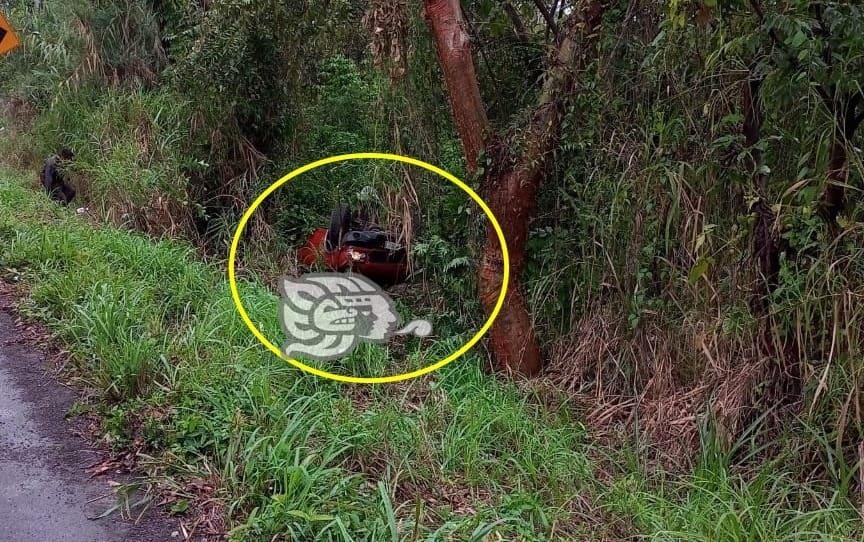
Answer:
0, 294, 178, 542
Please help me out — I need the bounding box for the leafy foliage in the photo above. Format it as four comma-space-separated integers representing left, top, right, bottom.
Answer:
0, 0, 863, 538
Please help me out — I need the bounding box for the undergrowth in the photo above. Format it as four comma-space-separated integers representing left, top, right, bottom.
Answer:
1, 172, 860, 540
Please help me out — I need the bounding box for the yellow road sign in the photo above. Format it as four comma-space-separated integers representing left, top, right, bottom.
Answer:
0, 13, 21, 56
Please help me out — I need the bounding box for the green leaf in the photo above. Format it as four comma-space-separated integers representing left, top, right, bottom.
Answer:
169, 499, 189, 515
790, 30, 807, 48
285, 509, 336, 522
688, 258, 711, 285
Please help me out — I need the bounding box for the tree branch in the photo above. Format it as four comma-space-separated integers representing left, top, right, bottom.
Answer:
460, 4, 505, 115
503, 2, 529, 44
424, 0, 490, 173
532, 0, 559, 40
748, 0, 834, 112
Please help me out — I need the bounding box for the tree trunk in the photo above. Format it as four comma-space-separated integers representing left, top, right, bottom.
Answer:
423, 0, 489, 173
741, 75, 779, 313
818, 95, 863, 229
820, 137, 849, 227
425, 0, 605, 376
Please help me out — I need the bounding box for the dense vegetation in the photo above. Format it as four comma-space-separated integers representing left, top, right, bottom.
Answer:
1, 0, 862, 540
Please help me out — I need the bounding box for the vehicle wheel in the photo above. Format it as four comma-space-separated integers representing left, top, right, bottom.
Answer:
325, 205, 351, 251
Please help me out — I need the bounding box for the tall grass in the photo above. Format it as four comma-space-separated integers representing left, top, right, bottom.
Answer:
2, 172, 861, 540
0, 172, 588, 539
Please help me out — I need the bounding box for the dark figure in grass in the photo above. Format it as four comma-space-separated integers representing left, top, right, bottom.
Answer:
40, 148, 76, 205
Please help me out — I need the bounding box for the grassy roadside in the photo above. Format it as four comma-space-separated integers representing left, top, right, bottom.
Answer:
1, 171, 860, 541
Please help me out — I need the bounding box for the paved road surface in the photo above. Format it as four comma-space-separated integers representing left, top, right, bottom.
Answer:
0, 295, 178, 542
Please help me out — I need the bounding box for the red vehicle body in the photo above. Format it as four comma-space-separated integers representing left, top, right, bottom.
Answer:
297, 206, 409, 286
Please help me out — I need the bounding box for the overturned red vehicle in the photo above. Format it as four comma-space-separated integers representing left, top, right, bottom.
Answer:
297, 205, 409, 287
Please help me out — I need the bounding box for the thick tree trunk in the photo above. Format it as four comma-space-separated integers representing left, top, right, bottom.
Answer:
425, 0, 605, 376
477, 161, 543, 375
478, 15, 599, 376
423, 0, 489, 173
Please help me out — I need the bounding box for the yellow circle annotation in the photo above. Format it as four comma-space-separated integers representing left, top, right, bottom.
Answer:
227, 152, 509, 384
